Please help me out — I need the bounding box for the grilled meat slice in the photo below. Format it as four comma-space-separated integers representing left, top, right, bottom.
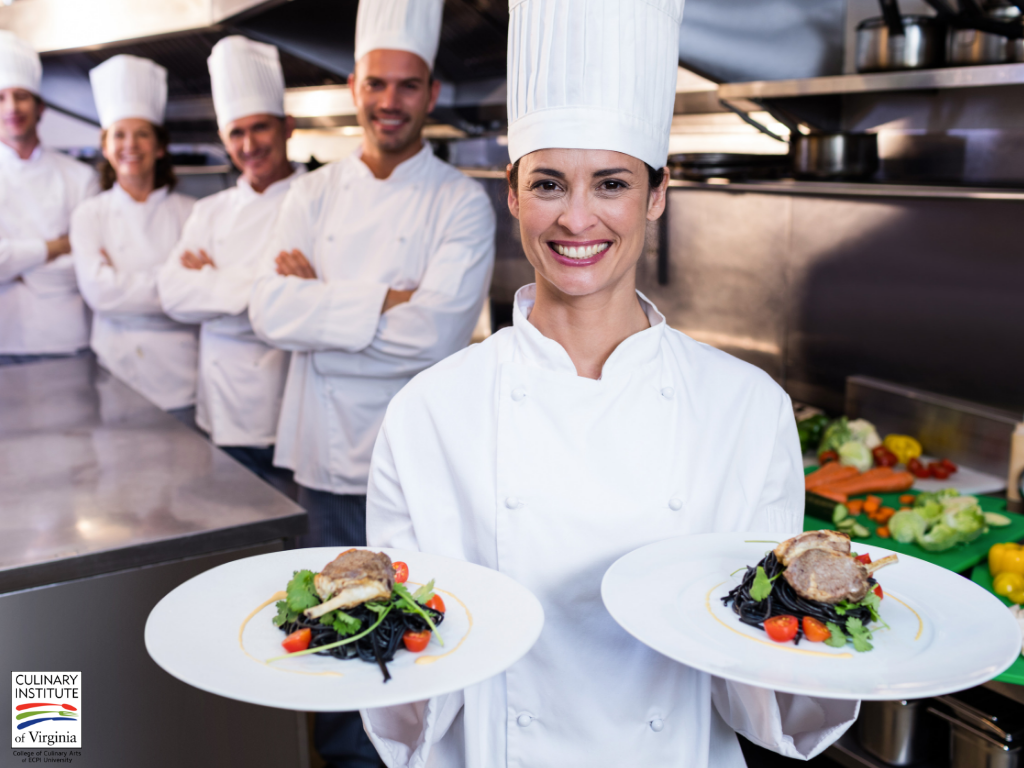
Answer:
782, 548, 870, 604
774, 529, 851, 567
305, 549, 395, 619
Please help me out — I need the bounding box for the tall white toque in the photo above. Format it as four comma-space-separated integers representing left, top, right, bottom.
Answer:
354, 0, 445, 70
208, 36, 285, 130
0, 30, 42, 95
506, 0, 685, 170
89, 55, 168, 128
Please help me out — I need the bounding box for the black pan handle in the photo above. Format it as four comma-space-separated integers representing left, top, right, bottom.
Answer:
879, 0, 906, 36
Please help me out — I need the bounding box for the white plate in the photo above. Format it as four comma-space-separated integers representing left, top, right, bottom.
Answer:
145, 547, 544, 711
602, 533, 1020, 700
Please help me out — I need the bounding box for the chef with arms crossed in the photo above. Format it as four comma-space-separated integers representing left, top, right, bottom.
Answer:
0, 31, 98, 366
71, 55, 198, 417
158, 37, 302, 494
360, 1, 859, 765
249, 0, 495, 545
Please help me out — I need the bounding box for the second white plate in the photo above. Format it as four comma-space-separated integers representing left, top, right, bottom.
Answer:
602, 533, 1019, 700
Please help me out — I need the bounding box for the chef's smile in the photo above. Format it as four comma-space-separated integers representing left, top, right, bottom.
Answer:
548, 240, 612, 266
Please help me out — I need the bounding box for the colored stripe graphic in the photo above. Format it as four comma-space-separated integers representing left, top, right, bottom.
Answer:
13, 702, 80, 730
17, 717, 75, 730
15, 703, 57, 710
16, 711, 79, 720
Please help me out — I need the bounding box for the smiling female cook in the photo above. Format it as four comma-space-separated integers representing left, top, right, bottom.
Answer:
71, 55, 197, 415
360, 0, 859, 765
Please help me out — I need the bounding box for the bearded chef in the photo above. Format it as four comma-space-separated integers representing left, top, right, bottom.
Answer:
158, 37, 303, 494
249, 0, 495, 545
0, 31, 98, 365
360, 1, 860, 766
71, 55, 198, 416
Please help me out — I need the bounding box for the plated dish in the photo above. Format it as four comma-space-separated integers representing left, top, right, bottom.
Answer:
602, 532, 1020, 700
145, 547, 544, 711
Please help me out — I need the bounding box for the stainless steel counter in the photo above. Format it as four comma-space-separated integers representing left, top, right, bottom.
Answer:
0, 355, 306, 593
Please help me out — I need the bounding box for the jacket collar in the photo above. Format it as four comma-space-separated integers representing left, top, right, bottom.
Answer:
349, 141, 433, 184
512, 283, 667, 379
112, 182, 169, 207
237, 161, 307, 199
0, 141, 43, 165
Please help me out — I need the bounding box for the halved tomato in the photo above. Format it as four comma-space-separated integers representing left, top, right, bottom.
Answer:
874, 584, 884, 599
855, 553, 872, 565
403, 630, 431, 652
763, 615, 799, 643
425, 594, 446, 613
393, 561, 409, 584
802, 616, 830, 643
282, 627, 311, 654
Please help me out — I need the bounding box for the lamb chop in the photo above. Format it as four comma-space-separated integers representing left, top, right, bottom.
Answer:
783, 549, 898, 604
774, 529, 851, 566
305, 549, 395, 619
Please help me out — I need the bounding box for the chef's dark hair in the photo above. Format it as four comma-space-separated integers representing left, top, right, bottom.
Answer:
507, 158, 666, 194
97, 123, 177, 192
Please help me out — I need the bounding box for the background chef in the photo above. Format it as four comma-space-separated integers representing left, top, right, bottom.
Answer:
249, 0, 495, 546
158, 36, 302, 495
71, 55, 198, 417
360, 0, 859, 765
0, 31, 98, 366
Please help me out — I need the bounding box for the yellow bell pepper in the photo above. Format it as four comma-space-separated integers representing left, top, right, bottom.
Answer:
990, 542, 1024, 578
994, 572, 1024, 604
883, 434, 922, 465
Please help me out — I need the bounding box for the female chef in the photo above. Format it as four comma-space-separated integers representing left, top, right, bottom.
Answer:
71, 55, 197, 417
360, 1, 859, 766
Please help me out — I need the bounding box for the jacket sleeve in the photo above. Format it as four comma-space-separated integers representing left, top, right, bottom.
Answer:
361, 424, 465, 768
310, 186, 496, 379
710, 393, 859, 760
0, 236, 47, 284
249, 179, 390, 353
158, 208, 255, 324
71, 204, 165, 316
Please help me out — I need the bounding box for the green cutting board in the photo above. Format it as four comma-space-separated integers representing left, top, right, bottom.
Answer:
970, 563, 1024, 686
801, 472, 1024, 573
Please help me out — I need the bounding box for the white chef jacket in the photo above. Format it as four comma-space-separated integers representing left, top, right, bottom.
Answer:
0, 143, 99, 354
249, 143, 495, 494
71, 184, 198, 411
158, 165, 305, 446
362, 285, 859, 768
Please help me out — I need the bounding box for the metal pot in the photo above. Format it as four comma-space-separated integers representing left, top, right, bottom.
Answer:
858, 700, 931, 765
856, 15, 946, 71
791, 133, 879, 181
948, 0, 1024, 64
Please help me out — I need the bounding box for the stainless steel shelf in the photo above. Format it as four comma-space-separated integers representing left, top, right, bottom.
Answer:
719, 62, 1024, 101
667, 178, 1024, 201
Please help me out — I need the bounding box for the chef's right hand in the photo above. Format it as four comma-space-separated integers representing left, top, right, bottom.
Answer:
45, 235, 71, 262
181, 249, 215, 270
382, 289, 415, 313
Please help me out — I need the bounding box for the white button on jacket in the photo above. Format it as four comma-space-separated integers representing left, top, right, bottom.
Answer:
249, 144, 496, 494
362, 285, 859, 768
0, 143, 98, 354
158, 166, 304, 446
71, 184, 197, 410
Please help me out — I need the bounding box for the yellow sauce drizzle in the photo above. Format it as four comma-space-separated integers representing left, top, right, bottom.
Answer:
886, 593, 924, 641
415, 589, 473, 665
705, 582, 854, 659
238, 591, 343, 677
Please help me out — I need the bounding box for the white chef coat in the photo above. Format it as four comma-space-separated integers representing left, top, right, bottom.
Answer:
158, 165, 305, 446
249, 143, 495, 494
0, 143, 98, 354
361, 285, 859, 768
71, 184, 198, 411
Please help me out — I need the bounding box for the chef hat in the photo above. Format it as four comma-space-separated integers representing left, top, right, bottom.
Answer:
89, 55, 167, 128
507, 0, 685, 170
0, 31, 42, 95
208, 36, 285, 130
354, 0, 444, 71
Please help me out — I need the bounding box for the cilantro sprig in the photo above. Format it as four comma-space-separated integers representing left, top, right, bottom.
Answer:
750, 566, 782, 602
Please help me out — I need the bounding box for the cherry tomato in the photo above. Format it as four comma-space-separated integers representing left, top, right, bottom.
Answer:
425, 594, 446, 613
940, 458, 958, 474
763, 615, 799, 643
872, 446, 898, 468
392, 561, 409, 584
818, 450, 839, 465
907, 458, 930, 479
855, 553, 872, 565
802, 616, 831, 643
874, 584, 884, 599
282, 627, 311, 654
928, 462, 951, 480
402, 630, 431, 652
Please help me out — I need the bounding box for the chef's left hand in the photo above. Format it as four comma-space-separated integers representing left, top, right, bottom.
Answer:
275, 249, 317, 280
99, 248, 113, 267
